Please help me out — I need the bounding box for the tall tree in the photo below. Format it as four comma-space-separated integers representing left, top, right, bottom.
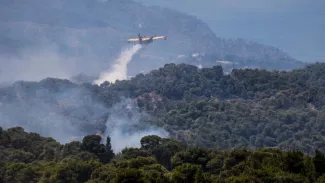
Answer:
80, 135, 106, 154
314, 149, 325, 177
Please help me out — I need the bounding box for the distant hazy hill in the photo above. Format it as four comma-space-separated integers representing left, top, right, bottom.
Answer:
0, 0, 304, 82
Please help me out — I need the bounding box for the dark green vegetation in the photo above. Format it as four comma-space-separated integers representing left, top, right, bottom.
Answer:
1, 127, 325, 182
1, 62, 325, 155
99, 62, 325, 155
1, 62, 325, 182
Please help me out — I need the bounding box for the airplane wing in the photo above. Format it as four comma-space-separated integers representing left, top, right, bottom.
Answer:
152, 36, 167, 40
128, 38, 139, 42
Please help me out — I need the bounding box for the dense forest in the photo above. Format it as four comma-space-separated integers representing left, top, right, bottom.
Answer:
2, 62, 325, 155
95, 62, 325, 154
1, 127, 325, 182
2, 62, 325, 181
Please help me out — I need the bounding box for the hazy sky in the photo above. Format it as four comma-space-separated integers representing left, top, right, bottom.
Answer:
135, 0, 325, 62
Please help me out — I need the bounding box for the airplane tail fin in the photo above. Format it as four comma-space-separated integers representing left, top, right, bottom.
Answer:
138, 33, 142, 41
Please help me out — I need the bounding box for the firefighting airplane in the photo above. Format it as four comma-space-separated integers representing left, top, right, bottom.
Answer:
127, 33, 167, 45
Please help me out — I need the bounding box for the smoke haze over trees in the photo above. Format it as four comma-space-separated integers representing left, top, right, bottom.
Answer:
1, 62, 325, 154
0, 0, 324, 182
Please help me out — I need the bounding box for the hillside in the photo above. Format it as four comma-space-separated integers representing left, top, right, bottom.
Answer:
97, 62, 325, 154
135, 0, 325, 62
0, 0, 304, 83
1, 127, 325, 182
1, 62, 325, 155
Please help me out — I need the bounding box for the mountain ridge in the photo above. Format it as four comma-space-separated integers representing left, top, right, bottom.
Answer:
0, 0, 304, 83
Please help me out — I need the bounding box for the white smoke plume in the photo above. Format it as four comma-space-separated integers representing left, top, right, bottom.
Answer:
0, 43, 168, 152
93, 44, 142, 85
0, 81, 168, 151
0, 82, 107, 143
104, 98, 169, 153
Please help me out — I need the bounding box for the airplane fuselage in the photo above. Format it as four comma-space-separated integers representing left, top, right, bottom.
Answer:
128, 34, 166, 45
139, 38, 153, 45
